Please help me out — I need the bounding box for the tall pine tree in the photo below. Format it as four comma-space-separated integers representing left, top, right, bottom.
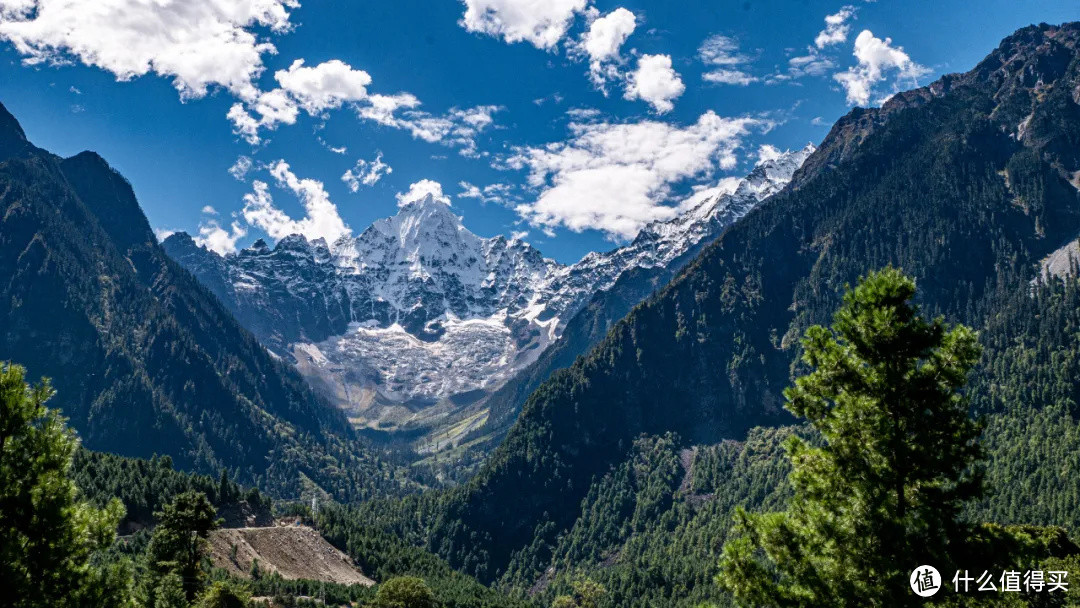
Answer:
718, 268, 985, 607
0, 362, 131, 607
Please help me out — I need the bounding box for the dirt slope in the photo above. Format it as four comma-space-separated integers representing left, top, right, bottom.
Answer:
209, 523, 375, 586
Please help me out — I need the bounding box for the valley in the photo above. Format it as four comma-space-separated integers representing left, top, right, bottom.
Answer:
164, 146, 814, 452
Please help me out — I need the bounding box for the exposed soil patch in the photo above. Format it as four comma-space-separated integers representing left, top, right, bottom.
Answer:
209, 523, 374, 587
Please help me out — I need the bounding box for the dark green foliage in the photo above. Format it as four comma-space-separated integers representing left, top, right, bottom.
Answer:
0, 101, 404, 501
146, 491, 220, 601
0, 362, 132, 607
194, 581, 251, 608
72, 449, 268, 531
501, 430, 794, 608
313, 501, 531, 608
719, 269, 986, 606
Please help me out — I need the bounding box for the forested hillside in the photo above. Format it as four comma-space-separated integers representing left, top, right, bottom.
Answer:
0, 104, 402, 501
335, 23, 1080, 599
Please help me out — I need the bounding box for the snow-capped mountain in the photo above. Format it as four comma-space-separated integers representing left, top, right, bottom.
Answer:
164, 144, 814, 432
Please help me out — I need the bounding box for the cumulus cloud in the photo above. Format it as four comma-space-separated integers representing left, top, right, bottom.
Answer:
396, 179, 452, 207
0, 0, 298, 101
698, 34, 758, 86
227, 59, 375, 144
196, 219, 248, 255
834, 30, 929, 105
341, 152, 392, 191
508, 111, 766, 240
458, 181, 512, 204
815, 6, 856, 49
459, 0, 588, 50
201, 204, 218, 215
575, 7, 636, 91
241, 160, 351, 244
274, 59, 372, 114
225, 56, 501, 152
228, 155, 253, 181
623, 54, 685, 114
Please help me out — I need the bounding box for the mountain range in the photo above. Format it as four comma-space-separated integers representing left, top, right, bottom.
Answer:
163, 145, 813, 441
332, 23, 1080, 601
0, 103, 398, 501
4, 18, 1080, 608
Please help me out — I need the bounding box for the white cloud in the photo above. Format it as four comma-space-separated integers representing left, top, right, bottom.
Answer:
508, 111, 766, 240
756, 144, 782, 165
227, 58, 375, 144
459, 0, 588, 50
201, 204, 218, 215
566, 107, 602, 120
358, 99, 502, 156
458, 181, 512, 204
226, 103, 262, 144
273, 59, 372, 114
576, 7, 636, 91
195, 219, 247, 255
0, 0, 298, 101
834, 30, 929, 106
241, 160, 351, 244
396, 179, 451, 207
342, 152, 391, 191
676, 177, 743, 213
703, 69, 757, 86
698, 34, 758, 86
510, 230, 529, 241
154, 227, 177, 242
356, 92, 422, 129
228, 155, 253, 181
459, 181, 483, 199
775, 49, 836, 81
815, 6, 856, 49
623, 54, 685, 114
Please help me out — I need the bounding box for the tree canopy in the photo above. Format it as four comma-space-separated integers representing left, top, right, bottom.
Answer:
718, 269, 987, 606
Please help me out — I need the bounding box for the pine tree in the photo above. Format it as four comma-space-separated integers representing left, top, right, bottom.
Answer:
0, 362, 131, 608
718, 268, 986, 607
146, 491, 220, 602
194, 580, 251, 608
152, 573, 188, 608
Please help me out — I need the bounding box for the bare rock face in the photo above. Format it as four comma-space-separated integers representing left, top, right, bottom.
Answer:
209, 524, 375, 586
164, 147, 814, 432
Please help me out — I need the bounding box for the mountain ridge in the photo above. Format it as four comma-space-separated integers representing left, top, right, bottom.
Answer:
371, 21, 1080, 584
0, 102, 399, 500
164, 145, 814, 436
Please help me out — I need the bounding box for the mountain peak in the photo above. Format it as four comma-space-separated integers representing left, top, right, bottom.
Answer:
162, 231, 197, 248
242, 239, 271, 256
60, 150, 156, 252
400, 191, 452, 209
0, 101, 31, 162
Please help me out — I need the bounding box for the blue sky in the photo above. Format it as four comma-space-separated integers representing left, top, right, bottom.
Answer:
0, 0, 1075, 264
